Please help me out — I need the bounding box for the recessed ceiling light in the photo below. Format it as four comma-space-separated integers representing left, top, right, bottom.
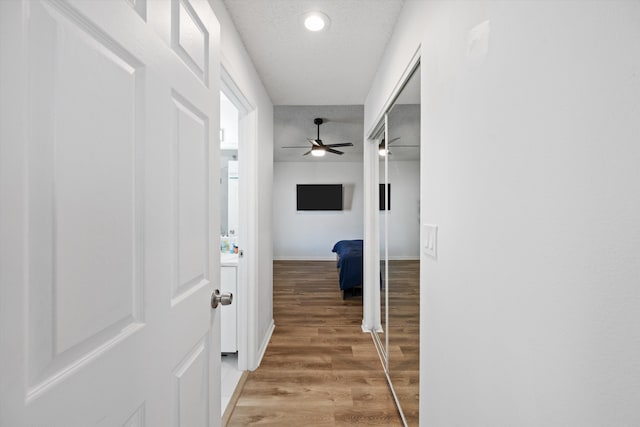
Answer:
303, 12, 330, 32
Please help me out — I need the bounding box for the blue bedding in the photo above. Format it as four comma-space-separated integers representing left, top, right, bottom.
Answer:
331, 240, 363, 290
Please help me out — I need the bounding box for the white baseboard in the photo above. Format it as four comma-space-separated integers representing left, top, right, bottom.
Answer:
254, 320, 275, 369
273, 256, 336, 261
274, 256, 418, 261
388, 255, 420, 261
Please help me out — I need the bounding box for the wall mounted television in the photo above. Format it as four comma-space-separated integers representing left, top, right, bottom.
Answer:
296, 184, 343, 211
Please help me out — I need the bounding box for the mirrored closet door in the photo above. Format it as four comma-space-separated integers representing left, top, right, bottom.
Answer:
375, 63, 421, 426
379, 123, 389, 370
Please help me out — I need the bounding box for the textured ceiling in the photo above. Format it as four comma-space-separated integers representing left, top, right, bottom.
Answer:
222, 0, 404, 105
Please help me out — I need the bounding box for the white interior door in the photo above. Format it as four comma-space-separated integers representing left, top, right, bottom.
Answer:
0, 0, 221, 425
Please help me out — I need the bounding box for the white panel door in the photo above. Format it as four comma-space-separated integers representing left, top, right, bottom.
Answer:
0, 1, 221, 426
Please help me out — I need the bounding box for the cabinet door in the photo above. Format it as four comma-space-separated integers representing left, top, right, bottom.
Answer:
221, 266, 238, 353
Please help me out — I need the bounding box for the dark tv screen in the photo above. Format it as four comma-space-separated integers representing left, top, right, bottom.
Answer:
297, 184, 343, 211
379, 183, 391, 210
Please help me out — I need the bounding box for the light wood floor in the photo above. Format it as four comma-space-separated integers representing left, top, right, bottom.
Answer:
227, 261, 403, 426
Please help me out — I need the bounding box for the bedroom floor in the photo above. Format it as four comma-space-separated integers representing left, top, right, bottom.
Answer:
227, 260, 403, 426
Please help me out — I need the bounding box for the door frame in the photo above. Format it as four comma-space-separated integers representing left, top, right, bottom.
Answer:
220, 65, 258, 371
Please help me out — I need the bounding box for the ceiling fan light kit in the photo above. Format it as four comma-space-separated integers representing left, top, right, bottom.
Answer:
311, 146, 326, 157
378, 137, 419, 156
282, 118, 354, 157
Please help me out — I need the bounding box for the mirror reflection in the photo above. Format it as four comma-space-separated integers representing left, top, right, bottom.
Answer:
376, 64, 420, 426
220, 91, 239, 251
379, 128, 388, 367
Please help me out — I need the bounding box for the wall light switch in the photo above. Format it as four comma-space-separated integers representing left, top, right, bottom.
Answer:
423, 224, 438, 259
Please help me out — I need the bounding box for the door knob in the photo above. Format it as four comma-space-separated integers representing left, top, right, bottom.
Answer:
211, 289, 233, 308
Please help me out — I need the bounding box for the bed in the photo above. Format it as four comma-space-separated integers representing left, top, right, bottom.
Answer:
331, 239, 363, 297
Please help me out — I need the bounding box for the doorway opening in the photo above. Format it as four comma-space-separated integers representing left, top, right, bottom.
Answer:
220, 89, 242, 415
219, 67, 256, 418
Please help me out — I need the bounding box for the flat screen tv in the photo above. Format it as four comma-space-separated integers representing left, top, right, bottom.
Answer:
296, 184, 343, 211
379, 183, 391, 210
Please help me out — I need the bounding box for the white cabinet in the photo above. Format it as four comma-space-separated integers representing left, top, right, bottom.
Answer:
221, 263, 238, 353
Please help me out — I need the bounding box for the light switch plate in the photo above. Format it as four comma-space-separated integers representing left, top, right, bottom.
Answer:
423, 224, 438, 258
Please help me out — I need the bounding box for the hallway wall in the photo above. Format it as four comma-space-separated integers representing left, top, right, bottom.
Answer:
366, 1, 640, 425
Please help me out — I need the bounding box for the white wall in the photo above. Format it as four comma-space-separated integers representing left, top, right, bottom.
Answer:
366, 0, 640, 425
273, 162, 364, 259
273, 159, 419, 260
209, 0, 274, 370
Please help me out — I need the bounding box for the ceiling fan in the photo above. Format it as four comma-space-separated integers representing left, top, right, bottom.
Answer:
282, 118, 354, 157
378, 137, 419, 156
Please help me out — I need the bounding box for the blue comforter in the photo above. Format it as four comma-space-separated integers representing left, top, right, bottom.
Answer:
331, 240, 363, 290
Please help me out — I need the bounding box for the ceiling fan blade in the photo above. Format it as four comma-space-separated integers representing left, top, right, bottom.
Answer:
302, 150, 312, 156
325, 148, 344, 155
325, 142, 353, 148
282, 146, 312, 148
307, 139, 321, 146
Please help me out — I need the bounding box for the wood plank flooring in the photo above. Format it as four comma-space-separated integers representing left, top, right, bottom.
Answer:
227, 261, 403, 426
386, 260, 420, 426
